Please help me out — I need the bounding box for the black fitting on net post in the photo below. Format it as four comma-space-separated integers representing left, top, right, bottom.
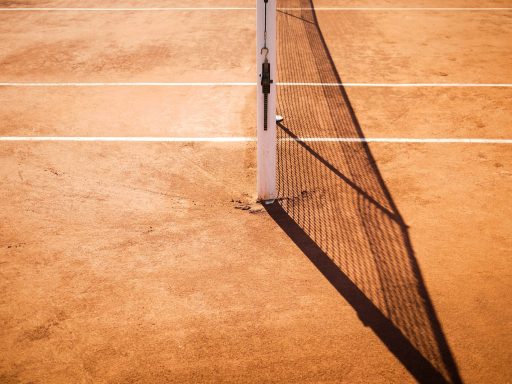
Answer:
261, 61, 272, 94
261, 61, 273, 131
261, 60, 273, 95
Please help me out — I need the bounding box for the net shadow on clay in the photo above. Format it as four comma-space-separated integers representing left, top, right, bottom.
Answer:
265, 1, 463, 383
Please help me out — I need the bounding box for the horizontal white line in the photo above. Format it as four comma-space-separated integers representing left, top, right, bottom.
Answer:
0, 82, 255, 87
281, 138, 512, 144
1, 136, 511, 144
1, 82, 511, 87
0, 7, 255, 11
278, 83, 512, 87
1, 7, 510, 11
0, 136, 256, 142
283, 7, 512, 11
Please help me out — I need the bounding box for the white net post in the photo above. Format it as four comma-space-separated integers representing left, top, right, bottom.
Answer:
256, 0, 277, 202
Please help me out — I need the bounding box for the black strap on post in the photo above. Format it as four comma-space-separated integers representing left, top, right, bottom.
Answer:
261, 0, 273, 131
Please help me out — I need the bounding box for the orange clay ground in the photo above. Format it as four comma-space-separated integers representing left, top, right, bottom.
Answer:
1, 1, 511, 383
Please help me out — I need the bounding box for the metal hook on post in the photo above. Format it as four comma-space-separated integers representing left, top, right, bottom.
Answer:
261, 46, 269, 62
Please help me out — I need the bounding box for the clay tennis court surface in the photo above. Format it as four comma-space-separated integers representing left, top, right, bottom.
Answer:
1, 1, 511, 383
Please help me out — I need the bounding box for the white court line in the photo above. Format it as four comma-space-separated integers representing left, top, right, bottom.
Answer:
1, 136, 511, 144
278, 83, 512, 87
282, 138, 512, 144
0, 82, 255, 87
0, 7, 255, 11
1, 82, 511, 87
282, 7, 512, 11
1, 7, 511, 11
0, 136, 256, 142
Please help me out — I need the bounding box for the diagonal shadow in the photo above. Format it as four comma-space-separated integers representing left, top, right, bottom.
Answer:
265, 1, 463, 383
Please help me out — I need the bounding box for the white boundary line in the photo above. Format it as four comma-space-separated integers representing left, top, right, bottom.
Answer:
1, 7, 511, 11
0, 82, 255, 87
1, 82, 511, 87
282, 7, 512, 11
0, 136, 511, 144
0, 136, 256, 142
279, 83, 512, 87
282, 138, 512, 144
0, 7, 255, 11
